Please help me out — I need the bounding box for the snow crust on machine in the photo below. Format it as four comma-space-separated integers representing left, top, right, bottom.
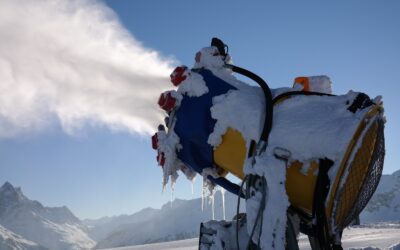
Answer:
194, 46, 249, 91
156, 71, 211, 189
210, 89, 372, 166
156, 129, 182, 189
293, 75, 333, 94
208, 86, 265, 147
245, 156, 289, 249
201, 57, 381, 248
157, 45, 238, 190
177, 71, 209, 97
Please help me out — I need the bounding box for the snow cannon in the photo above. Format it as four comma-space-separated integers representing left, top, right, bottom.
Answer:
152, 38, 385, 249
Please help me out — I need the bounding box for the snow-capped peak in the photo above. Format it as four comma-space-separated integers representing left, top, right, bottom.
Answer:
0, 182, 27, 207
0, 182, 95, 250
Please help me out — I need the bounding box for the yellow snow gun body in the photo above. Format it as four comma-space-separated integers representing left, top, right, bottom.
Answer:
213, 90, 385, 233
153, 38, 385, 247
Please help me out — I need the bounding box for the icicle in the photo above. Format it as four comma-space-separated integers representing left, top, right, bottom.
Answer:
201, 192, 204, 211
211, 194, 215, 220
201, 178, 205, 211
208, 185, 216, 220
170, 185, 174, 208
221, 187, 226, 220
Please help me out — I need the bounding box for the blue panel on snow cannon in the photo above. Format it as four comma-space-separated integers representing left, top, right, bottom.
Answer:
173, 69, 237, 175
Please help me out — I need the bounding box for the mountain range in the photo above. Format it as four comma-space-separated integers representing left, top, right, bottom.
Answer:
0, 170, 398, 250
361, 169, 400, 222
90, 170, 400, 249
0, 224, 47, 250
92, 191, 246, 249
0, 182, 95, 250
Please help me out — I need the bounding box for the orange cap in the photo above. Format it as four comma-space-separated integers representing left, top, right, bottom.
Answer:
293, 77, 310, 92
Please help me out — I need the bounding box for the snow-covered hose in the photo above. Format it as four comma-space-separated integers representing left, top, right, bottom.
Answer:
272, 90, 334, 105
225, 64, 273, 150
208, 175, 244, 198
207, 63, 274, 198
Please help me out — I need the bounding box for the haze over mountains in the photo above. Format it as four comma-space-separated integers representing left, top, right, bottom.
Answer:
0, 170, 399, 249
0, 224, 47, 250
0, 182, 95, 250
361, 169, 400, 222
92, 191, 246, 249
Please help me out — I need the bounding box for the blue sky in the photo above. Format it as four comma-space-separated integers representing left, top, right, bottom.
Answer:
0, 0, 399, 219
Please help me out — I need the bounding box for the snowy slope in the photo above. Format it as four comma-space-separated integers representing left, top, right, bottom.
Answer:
94, 191, 245, 249
361, 170, 400, 223
298, 224, 400, 250
0, 182, 95, 250
0, 224, 48, 250
98, 224, 400, 250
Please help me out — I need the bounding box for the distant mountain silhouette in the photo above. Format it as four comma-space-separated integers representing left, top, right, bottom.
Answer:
0, 182, 95, 250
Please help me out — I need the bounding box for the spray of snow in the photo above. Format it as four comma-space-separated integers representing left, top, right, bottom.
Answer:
0, 0, 173, 138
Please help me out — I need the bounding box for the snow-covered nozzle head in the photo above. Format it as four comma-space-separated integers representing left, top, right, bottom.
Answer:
194, 46, 232, 69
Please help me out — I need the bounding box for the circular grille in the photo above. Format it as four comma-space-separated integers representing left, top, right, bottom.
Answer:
333, 118, 385, 231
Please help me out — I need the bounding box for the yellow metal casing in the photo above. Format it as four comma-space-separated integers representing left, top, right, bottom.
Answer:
213, 128, 246, 180
212, 97, 383, 231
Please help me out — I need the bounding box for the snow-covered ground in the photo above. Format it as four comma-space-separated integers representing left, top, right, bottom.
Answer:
100, 238, 198, 250
100, 224, 400, 250
299, 224, 400, 250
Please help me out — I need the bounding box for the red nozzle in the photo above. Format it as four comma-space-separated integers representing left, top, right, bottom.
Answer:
170, 66, 188, 86
158, 92, 176, 112
195, 52, 201, 63
151, 133, 158, 150
157, 152, 165, 167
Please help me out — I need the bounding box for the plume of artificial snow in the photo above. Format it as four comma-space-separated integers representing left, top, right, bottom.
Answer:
0, 0, 173, 137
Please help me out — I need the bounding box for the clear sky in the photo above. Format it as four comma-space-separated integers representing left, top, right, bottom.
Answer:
0, 0, 399, 219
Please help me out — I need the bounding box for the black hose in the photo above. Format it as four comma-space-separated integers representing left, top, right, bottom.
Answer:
236, 175, 248, 250
225, 64, 273, 144
272, 91, 334, 105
